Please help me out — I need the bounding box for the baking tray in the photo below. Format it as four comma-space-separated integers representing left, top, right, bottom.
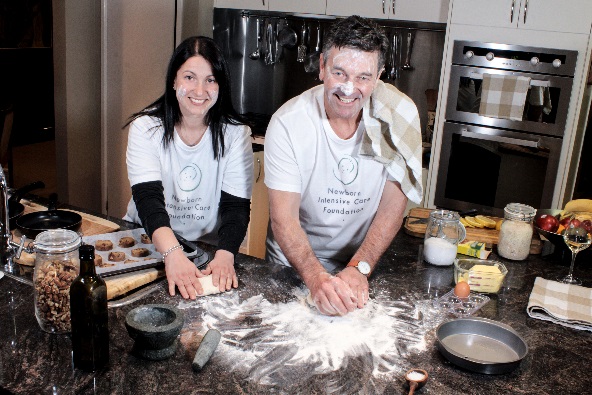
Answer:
436, 317, 528, 374
82, 229, 208, 277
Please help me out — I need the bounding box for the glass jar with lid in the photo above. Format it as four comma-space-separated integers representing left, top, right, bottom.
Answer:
497, 203, 536, 261
33, 229, 81, 334
423, 210, 466, 266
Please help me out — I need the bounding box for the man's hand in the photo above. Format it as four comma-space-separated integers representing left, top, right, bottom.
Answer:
336, 266, 369, 309
308, 272, 358, 316
201, 249, 238, 292
164, 249, 205, 299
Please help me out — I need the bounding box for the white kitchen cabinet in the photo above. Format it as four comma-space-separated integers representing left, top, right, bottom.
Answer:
214, 0, 268, 11
326, 0, 449, 23
269, 0, 326, 15
326, 0, 389, 19
451, 0, 592, 34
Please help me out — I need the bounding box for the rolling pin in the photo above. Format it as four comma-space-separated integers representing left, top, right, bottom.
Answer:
192, 329, 222, 372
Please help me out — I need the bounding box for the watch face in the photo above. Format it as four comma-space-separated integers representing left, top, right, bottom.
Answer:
358, 261, 371, 275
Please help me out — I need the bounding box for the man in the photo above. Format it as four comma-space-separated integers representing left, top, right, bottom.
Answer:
264, 16, 423, 316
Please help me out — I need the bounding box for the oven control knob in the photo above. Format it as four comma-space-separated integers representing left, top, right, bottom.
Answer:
465, 50, 474, 59
552, 59, 562, 68
530, 57, 539, 66
485, 52, 495, 61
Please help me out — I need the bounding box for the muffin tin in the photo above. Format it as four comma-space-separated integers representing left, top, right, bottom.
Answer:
435, 289, 490, 317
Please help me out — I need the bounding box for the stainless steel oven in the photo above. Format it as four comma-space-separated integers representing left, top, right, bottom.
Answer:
434, 41, 578, 217
445, 41, 578, 137
435, 122, 563, 217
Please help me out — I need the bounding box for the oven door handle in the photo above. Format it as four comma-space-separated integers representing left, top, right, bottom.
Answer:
460, 129, 541, 149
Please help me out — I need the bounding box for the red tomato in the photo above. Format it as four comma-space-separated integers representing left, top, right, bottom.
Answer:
535, 214, 559, 232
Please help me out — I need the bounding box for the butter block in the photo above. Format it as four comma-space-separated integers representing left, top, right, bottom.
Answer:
454, 258, 507, 294
457, 241, 491, 259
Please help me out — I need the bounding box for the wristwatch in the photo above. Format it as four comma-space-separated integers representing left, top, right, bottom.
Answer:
347, 259, 371, 276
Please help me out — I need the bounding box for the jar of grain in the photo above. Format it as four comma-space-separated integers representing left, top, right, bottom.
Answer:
497, 203, 536, 261
33, 229, 81, 334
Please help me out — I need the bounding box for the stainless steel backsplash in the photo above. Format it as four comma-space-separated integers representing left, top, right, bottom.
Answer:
213, 8, 446, 137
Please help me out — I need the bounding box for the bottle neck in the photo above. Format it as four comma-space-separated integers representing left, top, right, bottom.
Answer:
79, 258, 97, 276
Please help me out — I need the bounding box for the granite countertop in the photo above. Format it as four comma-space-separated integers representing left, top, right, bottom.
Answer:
1, 222, 592, 394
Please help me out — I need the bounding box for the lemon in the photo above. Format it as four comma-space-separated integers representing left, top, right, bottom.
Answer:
464, 216, 484, 228
460, 217, 473, 228
474, 215, 496, 228
495, 219, 503, 231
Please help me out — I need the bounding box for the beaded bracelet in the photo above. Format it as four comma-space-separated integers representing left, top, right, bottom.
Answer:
161, 244, 183, 261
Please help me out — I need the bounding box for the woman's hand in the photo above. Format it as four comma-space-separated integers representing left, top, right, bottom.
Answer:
164, 248, 205, 299
201, 249, 238, 291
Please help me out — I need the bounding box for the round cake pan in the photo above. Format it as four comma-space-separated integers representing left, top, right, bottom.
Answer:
436, 317, 528, 374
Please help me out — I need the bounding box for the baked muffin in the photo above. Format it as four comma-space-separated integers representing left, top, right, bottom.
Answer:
95, 240, 113, 251
118, 237, 136, 248
131, 248, 150, 258
108, 252, 126, 262
140, 234, 152, 244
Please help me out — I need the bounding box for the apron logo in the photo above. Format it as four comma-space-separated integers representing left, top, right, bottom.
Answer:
177, 163, 202, 191
333, 155, 358, 185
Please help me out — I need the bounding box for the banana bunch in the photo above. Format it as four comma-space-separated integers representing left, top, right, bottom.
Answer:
564, 199, 592, 213
564, 199, 592, 222
459, 215, 498, 229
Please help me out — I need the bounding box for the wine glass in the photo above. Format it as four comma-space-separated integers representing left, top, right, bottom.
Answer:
557, 213, 592, 285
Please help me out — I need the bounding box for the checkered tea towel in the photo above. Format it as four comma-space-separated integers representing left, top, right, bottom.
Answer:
361, 80, 423, 204
527, 277, 592, 331
478, 73, 531, 121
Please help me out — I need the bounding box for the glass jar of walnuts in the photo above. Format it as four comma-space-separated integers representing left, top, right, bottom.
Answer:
33, 229, 81, 334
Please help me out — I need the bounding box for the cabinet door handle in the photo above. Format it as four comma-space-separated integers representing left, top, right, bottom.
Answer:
510, 0, 515, 23
523, 0, 528, 24
255, 157, 262, 183
262, 0, 265, 5
382, 0, 386, 14
392, 0, 396, 15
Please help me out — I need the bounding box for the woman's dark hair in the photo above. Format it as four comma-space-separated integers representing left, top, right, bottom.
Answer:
124, 36, 248, 159
322, 15, 389, 72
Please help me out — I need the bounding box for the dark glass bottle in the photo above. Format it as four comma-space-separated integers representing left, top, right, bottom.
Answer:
70, 244, 109, 371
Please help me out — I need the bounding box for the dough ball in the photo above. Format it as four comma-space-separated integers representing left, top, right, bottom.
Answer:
118, 237, 136, 248
93, 254, 103, 267
140, 234, 152, 244
108, 252, 126, 262
131, 247, 150, 258
95, 240, 113, 251
99, 262, 115, 268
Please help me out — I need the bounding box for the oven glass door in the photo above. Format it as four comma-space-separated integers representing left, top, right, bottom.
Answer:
445, 66, 573, 137
435, 122, 563, 217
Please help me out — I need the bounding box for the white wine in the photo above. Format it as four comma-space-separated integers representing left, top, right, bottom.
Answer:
563, 230, 592, 254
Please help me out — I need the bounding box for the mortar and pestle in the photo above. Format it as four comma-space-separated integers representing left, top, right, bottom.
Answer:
125, 303, 222, 370
125, 304, 184, 361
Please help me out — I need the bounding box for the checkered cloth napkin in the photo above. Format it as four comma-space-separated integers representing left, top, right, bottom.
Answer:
478, 73, 531, 121
527, 277, 592, 331
361, 80, 423, 204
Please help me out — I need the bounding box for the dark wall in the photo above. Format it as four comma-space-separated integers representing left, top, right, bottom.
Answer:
0, 0, 54, 146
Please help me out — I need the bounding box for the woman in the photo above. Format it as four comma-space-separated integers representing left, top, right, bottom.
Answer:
123, 36, 253, 300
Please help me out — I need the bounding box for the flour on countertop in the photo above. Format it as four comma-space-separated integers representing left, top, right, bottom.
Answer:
178, 287, 444, 389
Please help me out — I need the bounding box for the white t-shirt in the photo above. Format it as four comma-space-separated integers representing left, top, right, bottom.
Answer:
265, 85, 388, 270
124, 115, 253, 244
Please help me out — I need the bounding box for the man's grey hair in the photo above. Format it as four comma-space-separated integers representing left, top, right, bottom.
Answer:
322, 15, 389, 73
